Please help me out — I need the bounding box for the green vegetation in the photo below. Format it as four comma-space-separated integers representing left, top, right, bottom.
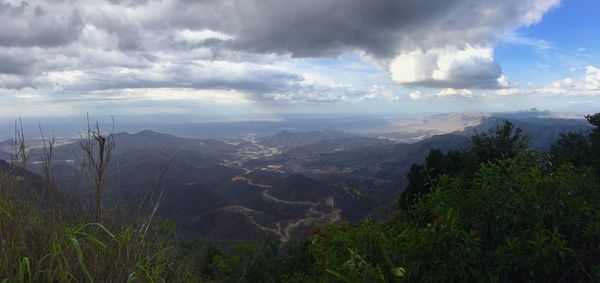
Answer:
401, 121, 529, 209
276, 115, 600, 282
0, 125, 197, 282
2, 114, 600, 282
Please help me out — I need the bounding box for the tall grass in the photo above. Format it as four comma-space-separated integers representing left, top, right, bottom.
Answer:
0, 120, 197, 282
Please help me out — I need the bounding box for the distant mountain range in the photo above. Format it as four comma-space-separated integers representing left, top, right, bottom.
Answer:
0, 110, 594, 243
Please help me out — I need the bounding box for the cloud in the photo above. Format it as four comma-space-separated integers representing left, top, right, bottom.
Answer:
200, 0, 557, 89
0, 49, 36, 75
0, 1, 84, 47
409, 90, 421, 100
492, 88, 520, 96
47, 60, 304, 95
437, 88, 473, 97
389, 45, 505, 89
584, 66, 600, 90
484, 65, 600, 97
0, 0, 561, 104
171, 0, 559, 59
105, 0, 152, 7
535, 66, 600, 96
357, 85, 402, 101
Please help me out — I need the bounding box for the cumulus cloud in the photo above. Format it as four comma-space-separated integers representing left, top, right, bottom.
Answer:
584, 66, 600, 90
389, 46, 504, 89
536, 66, 600, 96
482, 65, 600, 98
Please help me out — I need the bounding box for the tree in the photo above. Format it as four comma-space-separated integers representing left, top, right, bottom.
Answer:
585, 113, 600, 127
467, 120, 529, 166
302, 155, 600, 282
401, 149, 463, 209
586, 113, 600, 169
400, 121, 529, 210
549, 132, 591, 167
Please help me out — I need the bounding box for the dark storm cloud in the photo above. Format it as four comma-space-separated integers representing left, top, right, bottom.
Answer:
91, 13, 144, 51
165, 0, 557, 59
0, 1, 84, 47
0, 51, 35, 75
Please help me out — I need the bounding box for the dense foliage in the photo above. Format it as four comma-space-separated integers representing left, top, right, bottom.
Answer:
400, 121, 529, 209
2, 113, 600, 282
278, 115, 600, 282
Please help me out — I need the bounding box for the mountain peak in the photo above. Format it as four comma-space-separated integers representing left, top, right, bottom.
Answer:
136, 129, 159, 135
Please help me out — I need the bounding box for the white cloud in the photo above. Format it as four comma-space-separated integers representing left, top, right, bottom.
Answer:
520, 0, 562, 25
409, 90, 422, 100
368, 85, 402, 101
437, 88, 473, 97
535, 65, 600, 96
584, 66, 600, 90
529, 66, 600, 96
389, 45, 504, 89
175, 29, 234, 43
492, 88, 520, 96
484, 66, 600, 96
479, 66, 600, 98
497, 75, 511, 88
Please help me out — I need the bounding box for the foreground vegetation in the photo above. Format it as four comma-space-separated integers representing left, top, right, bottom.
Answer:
2, 114, 600, 282
0, 125, 197, 282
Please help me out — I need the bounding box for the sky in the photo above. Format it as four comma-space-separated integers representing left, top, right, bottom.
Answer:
0, 0, 599, 119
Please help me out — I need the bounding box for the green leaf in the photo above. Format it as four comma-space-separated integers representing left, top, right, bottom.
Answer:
19, 257, 31, 283
391, 267, 406, 277
70, 237, 94, 283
